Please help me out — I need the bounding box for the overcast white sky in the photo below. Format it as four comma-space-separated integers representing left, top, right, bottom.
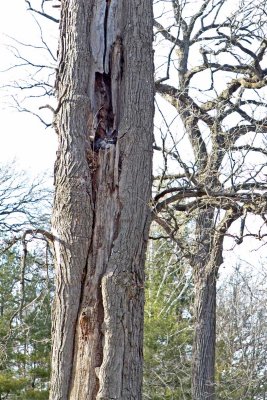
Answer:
0, 1, 58, 176
0, 0, 266, 274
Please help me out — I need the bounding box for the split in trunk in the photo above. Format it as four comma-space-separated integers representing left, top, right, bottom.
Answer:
50, 1, 154, 399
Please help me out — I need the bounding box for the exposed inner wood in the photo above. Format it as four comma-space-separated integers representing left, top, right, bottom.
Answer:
50, 0, 154, 399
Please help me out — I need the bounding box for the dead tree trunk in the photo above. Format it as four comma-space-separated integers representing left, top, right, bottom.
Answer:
49, 1, 154, 399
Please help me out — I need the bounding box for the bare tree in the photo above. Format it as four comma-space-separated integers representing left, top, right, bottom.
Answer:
216, 266, 267, 399
0, 161, 53, 398
5, 0, 267, 398
152, 1, 267, 398
49, 1, 154, 399
0, 16, 57, 128
0, 162, 51, 236
24, 0, 60, 23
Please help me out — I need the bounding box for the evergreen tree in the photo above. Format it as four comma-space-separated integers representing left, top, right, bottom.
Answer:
144, 231, 193, 399
0, 246, 53, 399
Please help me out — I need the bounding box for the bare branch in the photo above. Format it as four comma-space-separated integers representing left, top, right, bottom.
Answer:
25, 0, 59, 23
153, 20, 182, 46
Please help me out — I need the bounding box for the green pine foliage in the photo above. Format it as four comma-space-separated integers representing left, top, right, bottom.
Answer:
143, 235, 193, 399
1, 232, 266, 400
143, 237, 267, 400
0, 246, 52, 399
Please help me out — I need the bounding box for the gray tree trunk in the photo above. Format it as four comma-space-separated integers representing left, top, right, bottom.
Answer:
49, 1, 154, 399
192, 209, 218, 400
191, 204, 235, 400
192, 208, 218, 400
192, 270, 217, 400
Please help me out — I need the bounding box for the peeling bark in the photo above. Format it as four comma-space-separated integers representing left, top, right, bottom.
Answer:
50, 1, 154, 399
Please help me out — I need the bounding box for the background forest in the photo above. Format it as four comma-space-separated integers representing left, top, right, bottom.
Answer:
1, 0, 267, 399
1, 227, 267, 399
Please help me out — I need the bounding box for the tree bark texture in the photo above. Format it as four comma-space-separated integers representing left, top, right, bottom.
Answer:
50, 1, 154, 399
191, 204, 238, 400
192, 208, 217, 400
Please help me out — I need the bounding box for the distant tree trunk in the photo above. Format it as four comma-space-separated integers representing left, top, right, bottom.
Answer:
192, 208, 218, 400
49, 1, 154, 399
153, 1, 267, 399
191, 205, 236, 400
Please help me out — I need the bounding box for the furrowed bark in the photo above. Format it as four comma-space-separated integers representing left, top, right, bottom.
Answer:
192, 208, 217, 400
192, 275, 216, 400
50, 1, 154, 399
191, 204, 236, 400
